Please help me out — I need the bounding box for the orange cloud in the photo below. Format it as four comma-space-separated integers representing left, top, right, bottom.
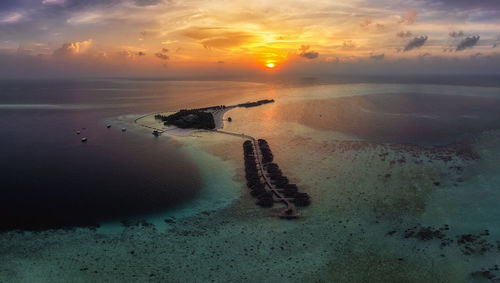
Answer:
182, 27, 257, 50
53, 39, 92, 56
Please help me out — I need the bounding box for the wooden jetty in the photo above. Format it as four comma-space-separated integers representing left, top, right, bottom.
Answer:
243, 138, 310, 219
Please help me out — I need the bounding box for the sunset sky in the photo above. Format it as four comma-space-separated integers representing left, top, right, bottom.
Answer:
1, 0, 500, 78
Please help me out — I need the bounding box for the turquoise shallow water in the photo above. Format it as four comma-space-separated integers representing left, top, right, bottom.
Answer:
2, 80, 500, 282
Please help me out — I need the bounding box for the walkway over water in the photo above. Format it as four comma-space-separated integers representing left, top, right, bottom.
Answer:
243, 138, 298, 218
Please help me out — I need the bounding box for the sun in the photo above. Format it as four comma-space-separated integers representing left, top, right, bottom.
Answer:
266, 63, 275, 69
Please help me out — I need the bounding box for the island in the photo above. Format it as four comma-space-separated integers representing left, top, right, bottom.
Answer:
153, 99, 274, 130
155, 110, 216, 129
237, 99, 274, 108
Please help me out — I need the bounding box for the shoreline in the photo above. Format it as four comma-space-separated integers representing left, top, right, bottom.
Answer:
161, 106, 235, 136
135, 99, 274, 138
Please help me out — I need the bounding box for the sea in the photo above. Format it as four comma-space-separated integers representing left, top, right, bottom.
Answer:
1, 77, 500, 282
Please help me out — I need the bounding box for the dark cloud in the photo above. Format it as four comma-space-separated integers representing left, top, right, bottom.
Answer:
449, 31, 464, 38
0, 0, 124, 43
404, 35, 428, 52
370, 53, 384, 60
300, 51, 319, 59
299, 45, 319, 59
60, 0, 123, 11
396, 31, 412, 38
155, 53, 168, 60
137, 51, 146, 56
0, 0, 120, 10
134, 0, 162, 6
428, 0, 500, 10
0, 0, 18, 10
456, 35, 480, 51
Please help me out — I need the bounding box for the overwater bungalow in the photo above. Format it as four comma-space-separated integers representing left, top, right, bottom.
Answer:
281, 184, 298, 196
274, 176, 289, 188
256, 192, 274, 207
293, 193, 310, 206
251, 187, 266, 197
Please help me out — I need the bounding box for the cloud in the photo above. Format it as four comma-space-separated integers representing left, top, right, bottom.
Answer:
428, 0, 500, 11
42, 0, 66, 5
217, 60, 224, 64
397, 10, 418, 25
343, 40, 355, 48
493, 35, 500, 48
53, 39, 92, 56
396, 31, 412, 38
155, 53, 168, 60
404, 35, 428, 52
0, 12, 24, 24
418, 52, 431, 60
470, 52, 483, 60
360, 19, 372, 28
299, 45, 319, 59
449, 31, 464, 38
134, 0, 162, 6
183, 27, 256, 50
456, 35, 480, 51
370, 53, 385, 60
117, 50, 134, 58
161, 48, 168, 53
161, 40, 177, 45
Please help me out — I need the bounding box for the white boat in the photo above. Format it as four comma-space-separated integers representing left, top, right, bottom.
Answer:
81, 137, 87, 142
121, 128, 127, 132
76, 131, 81, 135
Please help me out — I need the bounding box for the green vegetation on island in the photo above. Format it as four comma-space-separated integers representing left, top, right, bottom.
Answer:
153, 99, 274, 130
237, 99, 274, 108
155, 110, 216, 129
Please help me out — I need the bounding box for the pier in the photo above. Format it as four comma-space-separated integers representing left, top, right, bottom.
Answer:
243, 138, 310, 219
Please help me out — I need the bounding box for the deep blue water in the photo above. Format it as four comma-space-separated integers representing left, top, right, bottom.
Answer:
0, 80, 218, 230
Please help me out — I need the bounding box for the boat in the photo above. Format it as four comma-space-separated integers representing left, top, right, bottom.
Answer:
121, 128, 126, 132
81, 137, 87, 142
76, 131, 81, 135
106, 125, 111, 128
152, 130, 160, 137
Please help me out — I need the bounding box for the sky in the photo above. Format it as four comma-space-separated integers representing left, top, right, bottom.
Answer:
1, 0, 500, 78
